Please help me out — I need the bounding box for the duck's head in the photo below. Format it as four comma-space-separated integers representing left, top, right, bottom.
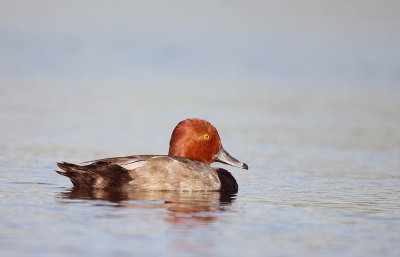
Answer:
168, 118, 248, 169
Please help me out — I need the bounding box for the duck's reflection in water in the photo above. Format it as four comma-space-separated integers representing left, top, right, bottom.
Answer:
58, 187, 236, 224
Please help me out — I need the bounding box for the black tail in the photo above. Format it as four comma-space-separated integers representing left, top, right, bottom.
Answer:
56, 162, 131, 190
56, 162, 100, 188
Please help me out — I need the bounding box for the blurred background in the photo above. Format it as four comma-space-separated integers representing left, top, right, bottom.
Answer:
1, 0, 399, 156
1, 1, 399, 257
2, 0, 400, 85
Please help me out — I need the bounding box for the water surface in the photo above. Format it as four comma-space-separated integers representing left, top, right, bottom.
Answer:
1, 82, 399, 257
1, 1, 400, 257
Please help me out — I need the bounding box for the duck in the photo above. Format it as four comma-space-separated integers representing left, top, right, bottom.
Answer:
56, 118, 248, 193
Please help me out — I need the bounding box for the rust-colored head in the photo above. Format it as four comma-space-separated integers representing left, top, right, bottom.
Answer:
168, 119, 248, 169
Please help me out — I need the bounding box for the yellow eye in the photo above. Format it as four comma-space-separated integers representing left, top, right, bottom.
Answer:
203, 134, 210, 140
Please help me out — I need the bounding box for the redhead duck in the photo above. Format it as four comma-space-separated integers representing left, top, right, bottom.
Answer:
56, 118, 248, 193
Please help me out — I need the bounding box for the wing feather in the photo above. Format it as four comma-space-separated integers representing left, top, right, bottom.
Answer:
82, 155, 159, 166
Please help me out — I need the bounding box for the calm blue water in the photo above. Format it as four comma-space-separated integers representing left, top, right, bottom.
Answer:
1, 82, 399, 257
1, 1, 400, 257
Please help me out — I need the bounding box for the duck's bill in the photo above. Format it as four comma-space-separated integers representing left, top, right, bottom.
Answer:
215, 147, 248, 170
